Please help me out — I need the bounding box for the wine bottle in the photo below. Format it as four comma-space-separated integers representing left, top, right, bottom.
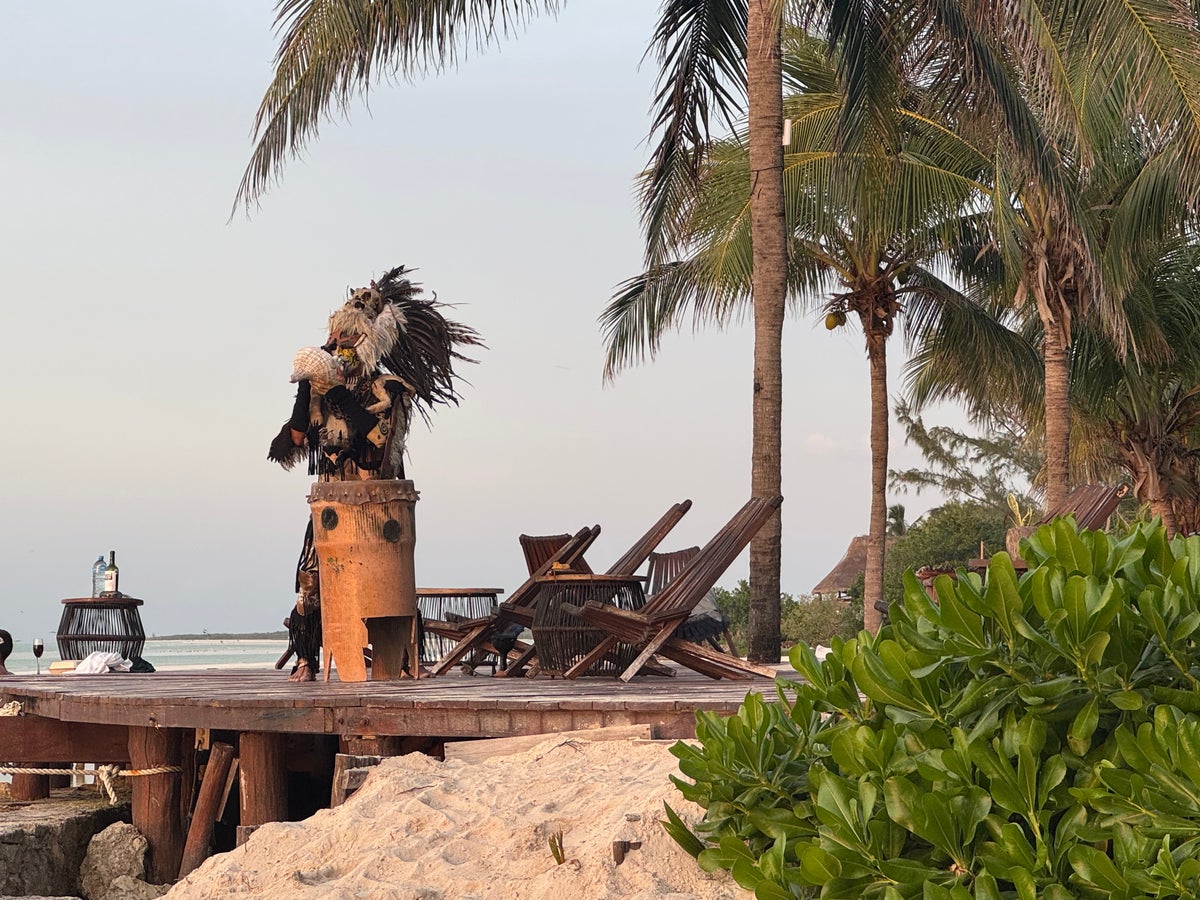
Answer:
91, 555, 106, 597
103, 551, 120, 597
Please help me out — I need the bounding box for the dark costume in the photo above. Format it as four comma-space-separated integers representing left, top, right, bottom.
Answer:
269, 266, 480, 678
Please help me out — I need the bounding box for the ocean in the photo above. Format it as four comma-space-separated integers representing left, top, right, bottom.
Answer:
4, 638, 290, 676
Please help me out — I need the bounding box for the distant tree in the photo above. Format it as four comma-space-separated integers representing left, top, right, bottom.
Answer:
881, 500, 1008, 605
712, 578, 859, 649
885, 504, 907, 536
889, 398, 1040, 516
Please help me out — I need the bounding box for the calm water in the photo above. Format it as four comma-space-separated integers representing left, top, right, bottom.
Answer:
4, 638, 289, 675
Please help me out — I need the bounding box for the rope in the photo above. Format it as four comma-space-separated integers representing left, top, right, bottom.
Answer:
0, 763, 182, 805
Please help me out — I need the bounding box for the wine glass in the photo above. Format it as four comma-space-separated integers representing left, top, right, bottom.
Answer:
32, 639, 44, 675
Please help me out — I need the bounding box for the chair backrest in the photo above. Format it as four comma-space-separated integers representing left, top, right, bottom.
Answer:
646, 547, 700, 596
605, 500, 693, 576
507, 525, 601, 609
643, 496, 783, 621
1036, 484, 1129, 531
520, 533, 592, 575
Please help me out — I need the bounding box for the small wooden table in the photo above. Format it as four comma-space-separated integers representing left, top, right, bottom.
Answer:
56, 596, 146, 662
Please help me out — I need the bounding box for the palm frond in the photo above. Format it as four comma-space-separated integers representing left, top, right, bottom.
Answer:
235, 0, 560, 211
641, 0, 748, 263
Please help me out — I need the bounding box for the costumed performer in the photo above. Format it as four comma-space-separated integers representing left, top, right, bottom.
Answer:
268, 265, 481, 681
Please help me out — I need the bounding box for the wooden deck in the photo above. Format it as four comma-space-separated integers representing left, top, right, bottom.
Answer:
0, 666, 793, 883
0, 667, 794, 740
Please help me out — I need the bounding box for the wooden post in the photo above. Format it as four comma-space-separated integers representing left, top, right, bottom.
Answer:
330, 753, 382, 807
239, 732, 287, 828
10, 769, 50, 801
341, 735, 404, 756
129, 726, 184, 885
48, 762, 71, 790
177, 742, 235, 879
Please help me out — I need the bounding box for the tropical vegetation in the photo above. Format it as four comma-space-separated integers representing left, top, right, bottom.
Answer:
667, 518, 1200, 897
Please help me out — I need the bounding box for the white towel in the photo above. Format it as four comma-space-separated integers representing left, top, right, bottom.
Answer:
71, 651, 132, 674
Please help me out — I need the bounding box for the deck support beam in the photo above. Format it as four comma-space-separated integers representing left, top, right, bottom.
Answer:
239, 731, 288, 828
10, 770, 50, 800
129, 725, 184, 884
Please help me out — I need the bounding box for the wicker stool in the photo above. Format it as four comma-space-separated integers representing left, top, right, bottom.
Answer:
415, 589, 504, 663
531, 580, 644, 676
56, 597, 146, 662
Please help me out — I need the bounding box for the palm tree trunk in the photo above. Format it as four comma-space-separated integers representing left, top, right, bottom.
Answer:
745, 0, 786, 664
1043, 319, 1071, 511
863, 328, 888, 634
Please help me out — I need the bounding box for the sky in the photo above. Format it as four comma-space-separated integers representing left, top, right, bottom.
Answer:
0, 1, 957, 649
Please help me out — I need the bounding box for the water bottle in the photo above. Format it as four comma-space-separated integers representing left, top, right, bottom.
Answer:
91, 555, 107, 597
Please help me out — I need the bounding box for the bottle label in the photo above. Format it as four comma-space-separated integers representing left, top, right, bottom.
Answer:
104, 570, 119, 593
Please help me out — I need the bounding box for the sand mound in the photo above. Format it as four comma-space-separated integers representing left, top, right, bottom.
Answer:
165, 737, 746, 900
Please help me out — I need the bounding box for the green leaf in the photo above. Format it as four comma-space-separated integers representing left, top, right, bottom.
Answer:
1111, 691, 1143, 711
1069, 844, 1131, 892
1068, 697, 1099, 755
753, 881, 793, 900
878, 858, 942, 886
973, 873, 1001, 900
797, 844, 841, 884
731, 856, 764, 890
662, 803, 706, 858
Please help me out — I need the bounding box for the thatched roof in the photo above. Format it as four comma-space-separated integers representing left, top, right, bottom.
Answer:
812, 535, 897, 596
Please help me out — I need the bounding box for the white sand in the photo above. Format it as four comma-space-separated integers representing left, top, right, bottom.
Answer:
165, 737, 748, 900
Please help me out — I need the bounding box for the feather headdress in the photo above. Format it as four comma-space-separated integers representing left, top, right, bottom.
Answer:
327, 265, 482, 423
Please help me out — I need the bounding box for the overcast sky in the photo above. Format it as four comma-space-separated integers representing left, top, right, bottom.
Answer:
0, 1, 955, 656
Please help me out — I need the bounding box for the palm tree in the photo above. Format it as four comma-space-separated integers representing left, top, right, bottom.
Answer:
952, 0, 1200, 509
239, 0, 794, 659
910, 106, 1200, 514
603, 26, 993, 632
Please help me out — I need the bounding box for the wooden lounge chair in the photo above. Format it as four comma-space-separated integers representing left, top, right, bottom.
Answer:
426, 499, 693, 677
493, 499, 695, 677
648, 548, 738, 656
425, 525, 600, 676
555, 496, 783, 682
520, 533, 595, 576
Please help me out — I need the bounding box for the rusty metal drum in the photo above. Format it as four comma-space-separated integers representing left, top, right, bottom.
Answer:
309, 479, 419, 682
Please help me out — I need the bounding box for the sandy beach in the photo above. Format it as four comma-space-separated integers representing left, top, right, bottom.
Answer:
165, 736, 746, 899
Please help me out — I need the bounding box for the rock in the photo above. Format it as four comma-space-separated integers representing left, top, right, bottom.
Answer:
78, 823, 166, 900
0, 795, 126, 898
105, 876, 168, 900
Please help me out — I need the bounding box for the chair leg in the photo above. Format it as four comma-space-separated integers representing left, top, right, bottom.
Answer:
722, 629, 738, 657
493, 644, 537, 678
429, 625, 489, 676
563, 635, 620, 679
619, 628, 676, 683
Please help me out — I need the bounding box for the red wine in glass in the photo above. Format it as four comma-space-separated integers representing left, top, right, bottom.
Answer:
32, 639, 44, 675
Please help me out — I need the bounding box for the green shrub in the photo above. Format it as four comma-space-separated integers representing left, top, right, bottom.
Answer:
780, 596, 862, 648
714, 581, 862, 653
666, 518, 1200, 898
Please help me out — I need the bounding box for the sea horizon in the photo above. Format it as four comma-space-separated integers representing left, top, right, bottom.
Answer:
4, 636, 291, 676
